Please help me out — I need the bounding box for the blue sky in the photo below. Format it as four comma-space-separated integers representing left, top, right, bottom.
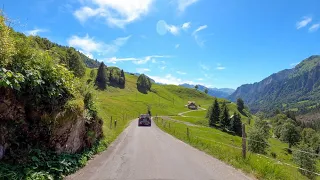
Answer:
3, 0, 320, 89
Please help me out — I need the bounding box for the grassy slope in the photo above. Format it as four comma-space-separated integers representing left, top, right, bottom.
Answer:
82, 68, 214, 146
83, 68, 319, 180
155, 114, 320, 179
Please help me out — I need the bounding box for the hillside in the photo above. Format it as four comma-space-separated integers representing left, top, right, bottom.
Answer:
86, 68, 215, 120
180, 83, 235, 98
229, 55, 320, 114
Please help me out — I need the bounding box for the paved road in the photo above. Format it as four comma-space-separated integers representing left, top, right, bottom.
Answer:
66, 119, 252, 180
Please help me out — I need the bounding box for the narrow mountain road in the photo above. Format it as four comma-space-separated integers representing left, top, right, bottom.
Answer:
178, 106, 207, 117
66, 119, 252, 180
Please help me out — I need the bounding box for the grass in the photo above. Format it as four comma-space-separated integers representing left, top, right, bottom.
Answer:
79, 68, 320, 180
154, 118, 313, 180
82, 68, 215, 150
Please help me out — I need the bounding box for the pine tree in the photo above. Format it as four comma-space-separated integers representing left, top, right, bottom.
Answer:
237, 98, 245, 112
209, 99, 220, 127
220, 102, 230, 129
230, 113, 242, 136
95, 62, 107, 89
204, 88, 208, 94
120, 69, 125, 87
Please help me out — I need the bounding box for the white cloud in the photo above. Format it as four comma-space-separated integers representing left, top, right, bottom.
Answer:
166, 24, 180, 35
73, 0, 155, 28
148, 74, 206, 85
290, 62, 299, 67
176, 71, 186, 75
25, 28, 48, 36
182, 22, 191, 30
193, 25, 207, 35
136, 68, 151, 73
175, 44, 180, 49
67, 34, 130, 56
216, 63, 226, 70
196, 78, 203, 81
192, 25, 208, 47
177, 0, 199, 12
216, 66, 226, 70
200, 63, 209, 71
106, 55, 170, 64
296, 16, 312, 29
148, 74, 191, 85
160, 66, 166, 70
79, 50, 94, 59
309, 23, 320, 32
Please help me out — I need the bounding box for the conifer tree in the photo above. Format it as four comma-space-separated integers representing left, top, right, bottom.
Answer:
95, 62, 107, 89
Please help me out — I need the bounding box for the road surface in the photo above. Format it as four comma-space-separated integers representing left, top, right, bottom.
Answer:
66, 119, 252, 180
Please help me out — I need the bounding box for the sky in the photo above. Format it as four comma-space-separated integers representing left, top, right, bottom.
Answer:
2, 0, 320, 89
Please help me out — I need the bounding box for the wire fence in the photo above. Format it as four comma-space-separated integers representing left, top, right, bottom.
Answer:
154, 116, 320, 177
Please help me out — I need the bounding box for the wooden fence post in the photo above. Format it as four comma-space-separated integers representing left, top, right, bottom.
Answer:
242, 123, 246, 159
187, 127, 190, 141
110, 116, 113, 129
114, 120, 117, 128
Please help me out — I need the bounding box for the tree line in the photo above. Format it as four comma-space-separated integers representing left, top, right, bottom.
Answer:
94, 62, 126, 90
206, 98, 243, 136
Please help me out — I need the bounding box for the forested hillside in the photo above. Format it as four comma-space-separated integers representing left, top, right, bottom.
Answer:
229, 55, 320, 114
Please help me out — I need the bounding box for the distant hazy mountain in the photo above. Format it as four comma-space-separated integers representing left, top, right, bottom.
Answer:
126, 72, 156, 83
179, 83, 235, 98
229, 55, 320, 113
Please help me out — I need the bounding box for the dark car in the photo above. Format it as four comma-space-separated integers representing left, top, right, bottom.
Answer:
138, 114, 151, 126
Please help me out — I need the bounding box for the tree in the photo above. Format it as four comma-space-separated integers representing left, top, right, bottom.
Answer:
248, 128, 269, 154
95, 62, 107, 89
209, 99, 220, 127
137, 74, 152, 93
301, 128, 320, 153
220, 102, 230, 129
0, 13, 15, 67
195, 85, 199, 90
119, 69, 125, 87
204, 88, 208, 94
280, 122, 301, 148
293, 143, 317, 179
66, 48, 85, 77
237, 98, 245, 112
254, 119, 270, 138
230, 113, 242, 136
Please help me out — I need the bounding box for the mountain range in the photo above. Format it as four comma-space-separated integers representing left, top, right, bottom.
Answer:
229, 55, 320, 114
179, 84, 235, 98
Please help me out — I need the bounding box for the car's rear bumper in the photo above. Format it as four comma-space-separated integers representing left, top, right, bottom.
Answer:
138, 123, 151, 126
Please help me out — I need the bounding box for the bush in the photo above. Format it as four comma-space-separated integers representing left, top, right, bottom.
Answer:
136, 74, 152, 93
248, 128, 269, 154
293, 143, 317, 179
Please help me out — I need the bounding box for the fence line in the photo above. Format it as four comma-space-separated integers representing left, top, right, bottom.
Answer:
156, 118, 320, 176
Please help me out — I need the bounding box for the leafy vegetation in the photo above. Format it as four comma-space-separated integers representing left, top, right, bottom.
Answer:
136, 74, 152, 93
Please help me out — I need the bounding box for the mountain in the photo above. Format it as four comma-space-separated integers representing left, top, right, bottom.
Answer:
229, 55, 320, 113
179, 84, 235, 98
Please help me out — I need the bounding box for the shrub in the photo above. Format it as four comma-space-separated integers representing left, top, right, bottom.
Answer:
248, 128, 269, 154
293, 143, 317, 179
